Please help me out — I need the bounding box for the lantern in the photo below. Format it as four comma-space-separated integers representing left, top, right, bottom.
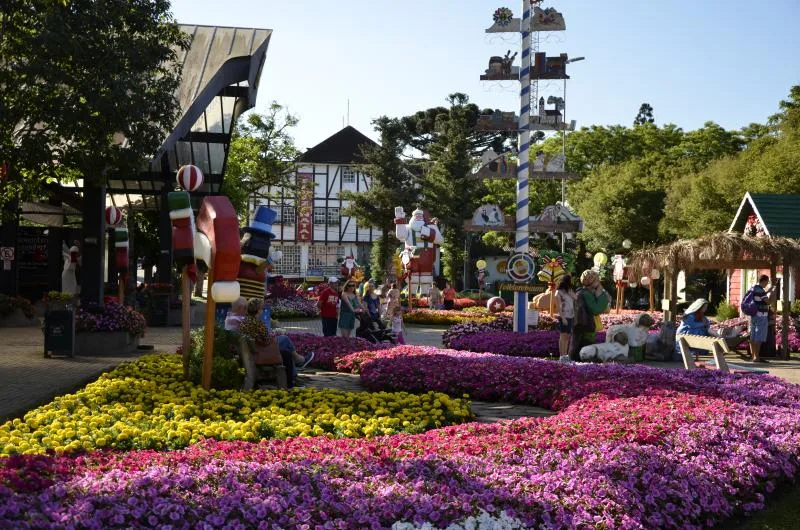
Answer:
593, 252, 608, 267
650, 268, 660, 280
640, 276, 650, 287
629, 282, 637, 288
622, 239, 632, 249
176, 164, 204, 192
105, 206, 123, 227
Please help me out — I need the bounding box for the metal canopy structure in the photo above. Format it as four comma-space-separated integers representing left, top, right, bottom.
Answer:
57, 24, 272, 210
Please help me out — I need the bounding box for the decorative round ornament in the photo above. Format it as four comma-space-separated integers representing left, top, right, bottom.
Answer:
640, 276, 650, 287
496, 260, 508, 274
593, 252, 608, 267
493, 7, 514, 26
476, 259, 487, 270
507, 252, 536, 283
176, 164, 204, 192
622, 239, 632, 250
650, 269, 660, 280
487, 296, 506, 313
105, 206, 123, 227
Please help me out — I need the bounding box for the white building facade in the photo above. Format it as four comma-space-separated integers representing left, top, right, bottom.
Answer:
250, 126, 380, 279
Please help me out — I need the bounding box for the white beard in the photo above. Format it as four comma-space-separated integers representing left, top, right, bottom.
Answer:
408, 218, 425, 232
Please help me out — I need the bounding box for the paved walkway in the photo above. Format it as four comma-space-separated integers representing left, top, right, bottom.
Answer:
2, 319, 798, 424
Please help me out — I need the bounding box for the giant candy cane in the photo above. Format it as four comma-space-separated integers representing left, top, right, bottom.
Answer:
194, 197, 241, 390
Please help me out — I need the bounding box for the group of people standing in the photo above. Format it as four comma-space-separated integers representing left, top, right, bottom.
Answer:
317, 277, 405, 342
426, 282, 457, 310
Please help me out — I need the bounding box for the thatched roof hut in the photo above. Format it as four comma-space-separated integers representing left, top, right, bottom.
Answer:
627, 232, 800, 280
627, 232, 799, 359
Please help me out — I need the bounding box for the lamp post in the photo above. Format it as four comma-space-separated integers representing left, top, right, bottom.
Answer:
560, 57, 585, 253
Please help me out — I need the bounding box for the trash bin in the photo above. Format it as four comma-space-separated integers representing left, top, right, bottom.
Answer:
149, 294, 170, 327
44, 310, 75, 358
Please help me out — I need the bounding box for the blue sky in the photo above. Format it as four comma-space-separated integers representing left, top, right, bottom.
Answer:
170, 0, 800, 151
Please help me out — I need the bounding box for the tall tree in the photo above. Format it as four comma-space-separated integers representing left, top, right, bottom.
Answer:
223, 103, 300, 217
634, 103, 655, 126
340, 117, 418, 282
415, 94, 486, 287
0, 0, 188, 203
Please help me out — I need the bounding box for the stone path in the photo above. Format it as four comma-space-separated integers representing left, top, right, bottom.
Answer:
2, 318, 798, 424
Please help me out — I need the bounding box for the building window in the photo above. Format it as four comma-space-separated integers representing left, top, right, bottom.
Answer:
327, 207, 340, 226
280, 206, 296, 225
313, 207, 327, 225
272, 245, 300, 275
341, 166, 356, 184
309, 245, 344, 275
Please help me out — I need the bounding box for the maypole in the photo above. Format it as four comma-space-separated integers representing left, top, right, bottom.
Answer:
513, 1, 533, 333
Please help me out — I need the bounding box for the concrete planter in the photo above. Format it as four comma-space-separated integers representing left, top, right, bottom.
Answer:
75, 331, 140, 356
0, 308, 40, 327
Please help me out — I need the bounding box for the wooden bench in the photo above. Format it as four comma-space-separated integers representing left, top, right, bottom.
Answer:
677, 334, 767, 374
239, 337, 288, 390
677, 334, 733, 372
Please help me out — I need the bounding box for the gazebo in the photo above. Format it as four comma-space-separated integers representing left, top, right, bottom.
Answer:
627, 232, 800, 359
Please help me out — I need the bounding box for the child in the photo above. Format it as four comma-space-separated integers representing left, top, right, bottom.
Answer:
391, 306, 406, 345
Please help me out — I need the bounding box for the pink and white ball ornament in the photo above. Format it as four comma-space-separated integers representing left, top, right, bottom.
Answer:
487, 296, 506, 313
105, 206, 123, 227
176, 164, 204, 192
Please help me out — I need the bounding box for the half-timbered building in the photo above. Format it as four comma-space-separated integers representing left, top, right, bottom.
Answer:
250, 126, 379, 279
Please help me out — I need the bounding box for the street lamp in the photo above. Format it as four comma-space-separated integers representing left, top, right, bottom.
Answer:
560, 56, 586, 253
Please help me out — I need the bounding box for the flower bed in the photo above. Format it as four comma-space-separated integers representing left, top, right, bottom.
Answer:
403, 308, 497, 326
601, 310, 663, 330
715, 315, 800, 352
448, 330, 606, 358
266, 296, 319, 319
283, 333, 388, 370
0, 293, 36, 321
0, 354, 471, 456
75, 300, 146, 337
3, 349, 800, 528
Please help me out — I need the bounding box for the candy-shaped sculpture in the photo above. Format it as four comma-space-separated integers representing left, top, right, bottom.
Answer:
168, 191, 197, 271
394, 206, 443, 295
238, 205, 277, 300
195, 197, 241, 303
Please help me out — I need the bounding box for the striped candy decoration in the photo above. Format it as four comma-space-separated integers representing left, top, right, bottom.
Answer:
176, 164, 204, 192
105, 206, 123, 227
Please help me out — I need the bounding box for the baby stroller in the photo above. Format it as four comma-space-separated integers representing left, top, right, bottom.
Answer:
356, 312, 396, 345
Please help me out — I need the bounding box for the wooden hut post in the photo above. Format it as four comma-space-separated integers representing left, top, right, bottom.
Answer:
782, 255, 791, 359
668, 261, 679, 324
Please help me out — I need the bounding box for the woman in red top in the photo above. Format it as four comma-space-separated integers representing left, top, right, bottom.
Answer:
318, 277, 340, 336
442, 281, 457, 310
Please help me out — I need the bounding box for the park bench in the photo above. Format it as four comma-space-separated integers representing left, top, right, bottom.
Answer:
677, 334, 767, 374
239, 337, 288, 390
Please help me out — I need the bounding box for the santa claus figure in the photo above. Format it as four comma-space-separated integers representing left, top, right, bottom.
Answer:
394, 206, 443, 294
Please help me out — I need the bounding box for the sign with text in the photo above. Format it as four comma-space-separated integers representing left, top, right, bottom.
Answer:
296, 173, 314, 242
497, 282, 546, 294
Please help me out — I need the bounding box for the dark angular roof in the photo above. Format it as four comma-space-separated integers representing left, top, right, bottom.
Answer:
298, 126, 378, 164
729, 193, 800, 239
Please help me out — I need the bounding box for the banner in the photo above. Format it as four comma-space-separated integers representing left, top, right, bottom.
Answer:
497, 282, 546, 294
296, 173, 313, 242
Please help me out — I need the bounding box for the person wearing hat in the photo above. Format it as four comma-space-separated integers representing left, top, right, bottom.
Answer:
674, 298, 712, 361
570, 269, 610, 360
318, 277, 341, 336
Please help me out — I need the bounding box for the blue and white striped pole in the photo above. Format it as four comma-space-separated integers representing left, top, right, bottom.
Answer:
513, 1, 532, 333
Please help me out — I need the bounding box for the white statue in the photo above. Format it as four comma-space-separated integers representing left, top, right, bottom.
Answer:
394, 207, 444, 294
580, 331, 629, 362
61, 243, 81, 295
606, 314, 654, 350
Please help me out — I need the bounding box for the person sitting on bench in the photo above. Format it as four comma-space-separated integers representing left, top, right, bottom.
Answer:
675, 298, 711, 361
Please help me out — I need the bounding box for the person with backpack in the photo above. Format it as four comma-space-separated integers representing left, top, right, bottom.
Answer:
743, 275, 775, 363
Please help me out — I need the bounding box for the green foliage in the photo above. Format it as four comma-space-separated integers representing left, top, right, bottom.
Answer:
663, 86, 800, 239
340, 117, 418, 282
224, 103, 300, 218
633, 103, 655, 126
716, 299, 739, 321
790, 299, 800, 316
0, 0, 188, 204
187, 326, 244, 390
